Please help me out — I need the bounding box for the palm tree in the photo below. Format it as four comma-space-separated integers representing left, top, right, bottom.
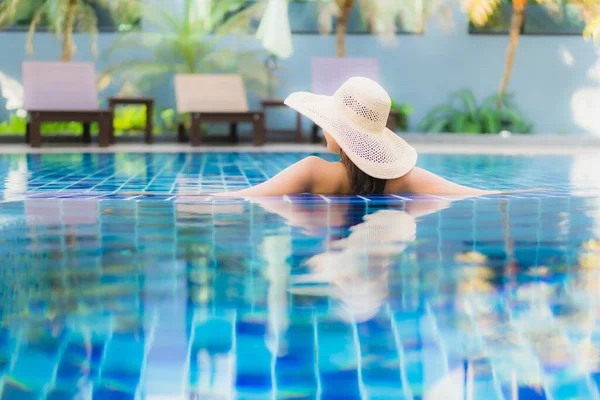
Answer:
465, 0, 600, 107
324, 0, 356, 57
0, 0, 140, 62
102, 0, 270, 96
317, 0, 425, 57
584, 14, 600, 39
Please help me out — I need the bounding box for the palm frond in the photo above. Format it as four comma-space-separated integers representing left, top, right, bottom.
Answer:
358, 0, 404, 42
422, 117, 451, 133
97, 0, 141, 27
541, 0, 600, 40
461, 0, 503, 26
25, 6, 44, 56
77, 3, 99, 57
418, 103, 459, 131
199, 47, 239, 72
397, 0, 426, 33
217, 1, 265, 35
584, 15, 600, 40
102, 59, 177, 92
140, 5, 181, 33
539, 0, 564, 21
453, 89, 478, 119
419, 89, 531, 134
317, 0, 340, 34
0, 0, 22, 28
45, 0, 66, 37
103, 1, 272, 96
481, 108, 500, 133
104, 32, 163, 59
481, 93, 502, 110
422, 0, 457, 30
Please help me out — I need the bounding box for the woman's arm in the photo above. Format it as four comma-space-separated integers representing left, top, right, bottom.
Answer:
215, 156, 332, 197
402, 167, 497, 195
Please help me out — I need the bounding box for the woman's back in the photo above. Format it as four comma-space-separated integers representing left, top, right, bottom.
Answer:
312, 159, 492, 196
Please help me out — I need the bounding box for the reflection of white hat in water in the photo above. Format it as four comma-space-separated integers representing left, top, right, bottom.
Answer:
284, 77, 418, 179
330, 209, 416, 254
290, 210, 417, 322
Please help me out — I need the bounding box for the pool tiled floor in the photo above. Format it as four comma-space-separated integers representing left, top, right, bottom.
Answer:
0, 152, 599, 399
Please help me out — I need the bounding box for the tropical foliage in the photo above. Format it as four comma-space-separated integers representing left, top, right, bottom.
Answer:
315, 0, 436, 57
584, 14, 600, 39
102, 0, 271, 96
418, 89, 533, 134
0, 106, 174, 135
464, 0, 600, 107
390, 100, 414, 132
0, 0, 141, 61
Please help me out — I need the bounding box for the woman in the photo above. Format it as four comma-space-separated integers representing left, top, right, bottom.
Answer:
218, 77, 495, 197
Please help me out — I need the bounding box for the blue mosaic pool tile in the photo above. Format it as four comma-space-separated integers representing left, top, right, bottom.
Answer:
0, 380, 38, 400
235, 319, 273, 394
9, 349, 58, 392
92, 384, 136, 400
2, 153, 600, 398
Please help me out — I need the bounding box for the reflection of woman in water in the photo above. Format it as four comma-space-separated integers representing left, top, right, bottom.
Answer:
250, 195, 456, 323
282, 199, 451, 322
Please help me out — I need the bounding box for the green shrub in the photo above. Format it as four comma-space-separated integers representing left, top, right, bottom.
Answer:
0, 105, 172, 136
391, 100, 414, 132
0, 114, 26, 135
0, 114, 83, 135
113, 105, 149, 133
418, 90, 533, 134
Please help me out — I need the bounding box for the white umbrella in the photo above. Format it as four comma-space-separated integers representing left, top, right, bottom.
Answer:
256, 0, 293, 59
192, 0, 212, 30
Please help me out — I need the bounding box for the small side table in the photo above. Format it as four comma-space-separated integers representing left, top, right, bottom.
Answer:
261, 99, 303, 143
108, 97, 154, 144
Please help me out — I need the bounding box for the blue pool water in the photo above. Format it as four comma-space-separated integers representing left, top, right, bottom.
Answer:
1, 152, 600, 399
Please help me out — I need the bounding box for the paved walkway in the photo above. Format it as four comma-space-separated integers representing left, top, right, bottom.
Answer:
3, 142, 599, 155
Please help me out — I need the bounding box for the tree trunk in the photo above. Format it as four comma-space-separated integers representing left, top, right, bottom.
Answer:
335, 0, 355, 57
61, 0, 78, 62
498, 0, 527, 108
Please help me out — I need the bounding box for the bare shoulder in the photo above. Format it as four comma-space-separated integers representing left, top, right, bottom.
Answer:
303, 156, 346, 178
393, 167, 492, 195
303, 156, 348, 194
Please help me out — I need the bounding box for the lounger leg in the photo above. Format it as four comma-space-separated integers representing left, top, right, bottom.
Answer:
108, 101, 116, 144
190, 114, 202, 147
311, 123, 320, 144
82, 122, 91, 144
296, 112, 303, 143
387, 113, 397, 132
177, 123, 187, 143
230, 123, 238, 143
146, 102, 154, 144
252, 113, 265, 146
25, 122, 30, 144
30, 115, 41, 148
108, 115, 115, 144
98, 115, 110, 148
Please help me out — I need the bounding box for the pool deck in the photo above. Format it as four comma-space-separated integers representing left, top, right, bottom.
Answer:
1, 141, 599, 155
1, 132, 600, 154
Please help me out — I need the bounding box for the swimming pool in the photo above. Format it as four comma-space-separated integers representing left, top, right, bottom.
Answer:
1, 152, 600, 399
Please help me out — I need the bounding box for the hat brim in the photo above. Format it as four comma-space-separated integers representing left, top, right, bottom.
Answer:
284, 92, 417, 180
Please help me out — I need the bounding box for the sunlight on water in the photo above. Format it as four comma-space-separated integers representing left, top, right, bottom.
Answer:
0, 152, 599, 399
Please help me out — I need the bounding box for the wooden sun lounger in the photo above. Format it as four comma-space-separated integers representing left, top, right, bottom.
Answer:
174, 74, 265, 146
23, 62, 112, 147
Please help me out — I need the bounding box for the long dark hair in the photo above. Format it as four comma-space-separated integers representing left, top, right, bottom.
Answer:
340, 150, 387, 195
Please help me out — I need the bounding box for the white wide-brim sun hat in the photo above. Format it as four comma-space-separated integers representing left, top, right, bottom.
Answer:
285, 77, 417, 180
